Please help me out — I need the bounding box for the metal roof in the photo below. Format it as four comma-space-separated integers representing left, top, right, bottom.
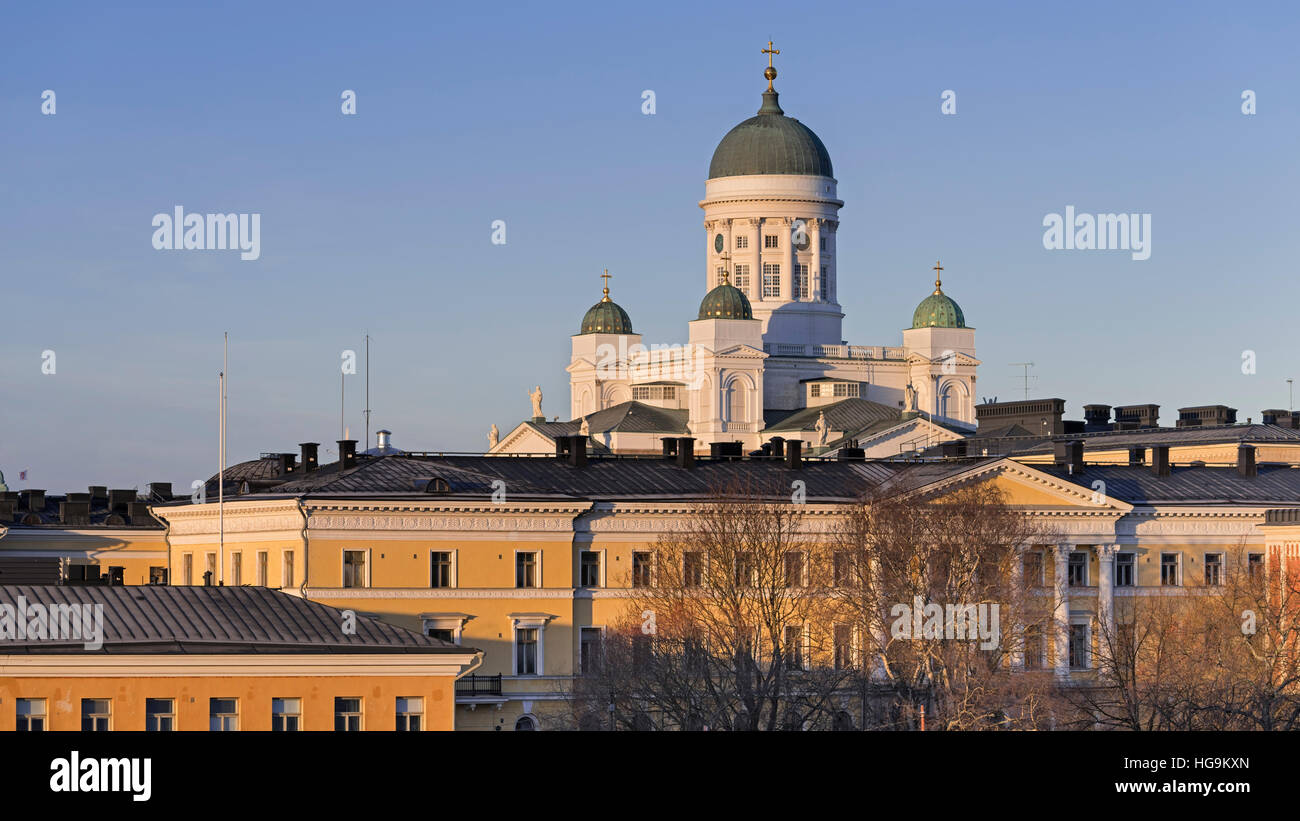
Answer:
0, 585, 469, 655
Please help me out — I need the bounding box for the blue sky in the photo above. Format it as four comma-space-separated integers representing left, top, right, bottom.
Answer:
2, 0, 1298, 492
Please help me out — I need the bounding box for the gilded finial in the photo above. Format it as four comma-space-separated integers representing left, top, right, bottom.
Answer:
601, 268, 611, 302
932, 260, 944, 294
762, 40, 780, 91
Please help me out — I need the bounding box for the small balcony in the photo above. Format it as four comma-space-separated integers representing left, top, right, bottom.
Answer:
455, 673, 502, 698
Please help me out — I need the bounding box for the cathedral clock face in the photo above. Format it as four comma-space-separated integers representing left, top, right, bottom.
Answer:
714, 233, 724, 253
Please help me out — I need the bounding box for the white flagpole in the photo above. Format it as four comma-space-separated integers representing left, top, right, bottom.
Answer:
219, 332, 227, 585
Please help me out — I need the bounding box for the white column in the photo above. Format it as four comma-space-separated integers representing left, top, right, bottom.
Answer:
1011, 544, 1025, 669
810, 219, 822, 302
1053, 543, 1071, 678
750, 218, 762, 300
1096, 544, 1117, 642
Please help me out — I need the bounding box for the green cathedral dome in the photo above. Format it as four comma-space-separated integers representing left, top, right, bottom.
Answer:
698, 281, 753, 320
579, 273, 633, 334
708, 89, 833, 180
910, 263, 966, 328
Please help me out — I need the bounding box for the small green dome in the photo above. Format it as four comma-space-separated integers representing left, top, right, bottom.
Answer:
708, 90, 833, 180
698, 282, 753, 320
911, 291, 966, 328
580, 297, 633, 334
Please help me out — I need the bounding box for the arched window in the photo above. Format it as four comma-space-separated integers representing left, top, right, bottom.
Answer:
724, 378, 749, 423
514, 715, 537, 731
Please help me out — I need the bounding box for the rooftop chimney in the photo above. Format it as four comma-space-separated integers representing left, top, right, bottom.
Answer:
1262, 409, 1299, 429
837, 447, 866, 461
662, 438, 679, 459
59, 500, 91, 526
148, 482, 172, 501
128, 501, 157, 525
769, 437, 786, 458
1152, 445, 1171, 477
338, 440, 358, 470
276, 453, 297, 477
1114, 404, 1160, 430
1082, 404, 1112, 429
1054, 441, 1085, 474
108, 489, 135, 514
88, 486, 108, 504
568, 435, 587, 467
1177, 405, 1238, 428
709, 442, 743, 461
20, 489, 46, 512
676, 437, 695, 469
785, 439, 803, 470
1238, 444, 1258, 478
299, 442, 320, 472
1128, 446, 1146, 466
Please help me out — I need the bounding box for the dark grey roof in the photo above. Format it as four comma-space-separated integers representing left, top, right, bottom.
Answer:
766, 398, 902, 433
1, 491, 163, 530
940, 422, 1300, 459
1046, 464, 1300, 506
0, 585, 469, 655
526, 401, 690, 440
709, 90, 833, 179
210, 452, 908, 503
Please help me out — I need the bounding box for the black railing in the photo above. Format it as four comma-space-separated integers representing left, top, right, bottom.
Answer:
456, 673, 502, 697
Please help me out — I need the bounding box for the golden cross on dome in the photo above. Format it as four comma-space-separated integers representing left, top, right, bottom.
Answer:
933, 260, 944, 294
601, 268, 611, 301
762, 40, 780, 91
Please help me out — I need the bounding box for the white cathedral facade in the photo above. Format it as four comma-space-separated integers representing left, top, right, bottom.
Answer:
493, 52, 979, 457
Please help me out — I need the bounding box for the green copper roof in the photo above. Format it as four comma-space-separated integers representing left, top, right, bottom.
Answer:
911, 292, 966, 329
708, 90, 833, 180
580, 297, 633, 335
698, 282, 753, 320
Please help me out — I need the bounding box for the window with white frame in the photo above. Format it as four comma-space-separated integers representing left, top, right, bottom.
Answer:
343, 550, 368, 588
1115, 552, 1135, 587
210, 698, 238, 732
516, 627, 540, 675
632, 551, 653, 588
272, 698, 300, 731
146, 698, 174, 731
516, 551, 539, 588
784, 551, 805, 588
1248, 553, 1264, 582
1204, 552, 1224, 586
579, 551, 602, 588
762, 263, 781, 298
283, 550, 295, 588
82, 698, 111, 732
1068, 622, 1091, 669
833, 624, 856, 670
205, 552, 216, 582
833, 551, 855, 587
764, 234, 779, 249
421, 614, 469, 645
683, 551, 704, 587
809, 383, 822, 398
580, 626, 604, 675
1161, 553, 1181, 586
735, 552, 756, 587
1067, 551, 1088, 587
735, 235, 748, 249
182, 553, 193, 586
257, 551, 268, 587
733, 263, 750, 292
396, 697, 423, 732
1022, 551, 1044, 588
1023, 624, 1045, 669
832, 382, 858, 397
431, 550, 456, 588
794, 264, 809, 299
716, 266, 727, 285
783, 624, 806, 670
334, 697, 362, 731
16, 699, 46, 732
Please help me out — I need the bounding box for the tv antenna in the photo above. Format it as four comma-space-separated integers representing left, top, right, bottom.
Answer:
1010, 362, 1037, 400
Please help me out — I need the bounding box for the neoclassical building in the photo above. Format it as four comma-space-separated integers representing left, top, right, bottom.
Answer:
494, 50, 978, 457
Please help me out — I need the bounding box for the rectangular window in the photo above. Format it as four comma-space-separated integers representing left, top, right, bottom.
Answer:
1205, 553, 1223, 586
716, 266, 727, 285
1023, 625, 1044, 670
733, 263, 750, 291
784, 551, 805, 588
1068, 552, 1088, 587
16, 699, 45, 732
823, 265, 832, 300
428, 628, 455, 643
762, 263, 781, 298
516, 628, 539, 675
809, 383, 821, 398
820, 237, 827, 251
334, 697, 362, 731
272, 698, 301, 731
1115, 552, 1135, 587
149, 566, 167, 585
1161, 553, 1180, 586
794, 263, 809, 300
1022, 552, 1043, 588
833, 551, 854, 587
257, 551, 268, 586
343, 550, 367, 588
632, 551, 653, 588
833, 624, 855, 670
1068, 624, 1090, 669
182, 553, 193, 586
764, 234, 779, 249
580, 627, 603, 675
396, 697, 423, 732
735, 552, 756, 587
832, 382, 859, 397
210, 698, 238, 732
683, 551, 704, 587
783, 624, 805, 670
283, 551, 295, 588
735, 235, 748, 249
81, 698, 111, 732
205, 552, 217, 582
516, 552, 538, 588
230, 552, 242, 586
146, 698, 174, 731
431, 551, 453, 588
1248, 553, 1264, 582
579, 551, 601, 588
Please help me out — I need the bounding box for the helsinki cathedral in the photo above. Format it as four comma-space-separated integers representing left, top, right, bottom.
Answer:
491, 46, 978, 457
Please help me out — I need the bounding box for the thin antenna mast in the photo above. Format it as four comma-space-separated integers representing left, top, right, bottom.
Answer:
1010, 362, 1037, 400
219, 331, 227, 586
364, 333, 371, 449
